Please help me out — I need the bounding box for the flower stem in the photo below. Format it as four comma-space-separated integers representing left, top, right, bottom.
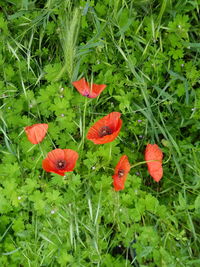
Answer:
79, 97, 88, 149
130, 155, 171, 169
130, 160, 160, 169
108, 142, 112, 163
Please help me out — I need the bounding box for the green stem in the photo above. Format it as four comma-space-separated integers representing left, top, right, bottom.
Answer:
130, 155, 170, 169
130, 160, 161, 169
163, 152, 171, 164
79, 97, 88, 149
108, 142, 112, 163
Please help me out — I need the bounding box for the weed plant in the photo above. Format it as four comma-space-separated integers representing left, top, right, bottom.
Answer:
0, 0, 200, 266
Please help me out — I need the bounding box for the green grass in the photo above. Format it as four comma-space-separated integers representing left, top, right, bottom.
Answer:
0, 0, 200, 266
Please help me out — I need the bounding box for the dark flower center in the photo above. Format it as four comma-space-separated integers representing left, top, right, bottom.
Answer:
118, 169, 124, 178
83, 91, 90, 97
56, 160, 66, 170
99, 126, 113, 137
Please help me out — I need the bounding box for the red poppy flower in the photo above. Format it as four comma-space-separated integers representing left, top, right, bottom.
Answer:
112, 155, 130, 191
86, 112, 122, 144
72, 78, 106, 98
25, 123, 48, 144
145, 144, 163, 182
42, 148, 79, 176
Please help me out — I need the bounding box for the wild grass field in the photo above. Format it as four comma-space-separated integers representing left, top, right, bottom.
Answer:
0, 0, 200, 266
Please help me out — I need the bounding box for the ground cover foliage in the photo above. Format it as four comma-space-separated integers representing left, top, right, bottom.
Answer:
0, 0, 200, 266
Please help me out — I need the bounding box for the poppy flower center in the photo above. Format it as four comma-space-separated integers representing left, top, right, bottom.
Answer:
118, 169, 124, 178
56, 160, 66, 170
99, 126, 113, 137
83, 90, 90, 97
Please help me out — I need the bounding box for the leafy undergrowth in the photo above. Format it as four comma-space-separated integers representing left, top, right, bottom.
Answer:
1, 0, 200, 266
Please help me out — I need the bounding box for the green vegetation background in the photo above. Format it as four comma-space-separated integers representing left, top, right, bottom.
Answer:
0, 0, 200, 266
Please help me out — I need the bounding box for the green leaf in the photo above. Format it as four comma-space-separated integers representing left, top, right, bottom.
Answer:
44, 63, 62, 82
194, 195, 200, 212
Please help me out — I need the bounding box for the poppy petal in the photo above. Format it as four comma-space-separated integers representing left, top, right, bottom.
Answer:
112, 155, 130, 191
92, 130, 121, 144
72, 78, 106, 98
87, 112, 122, 144
72, 78, 90, 97
63, 149, 79, 171
145, 144, 163, 182
25, 123, 48, 144
89, 84, 107, 98
42, 158, 58, 173
106, 112, 122, 131
114, 155, 131, 175
113, 175, 125, 191
148, 164, 163, 182
46, 149, 65, 164
87, 118, 107, 139
42, 149, 66, 176
42, 148, 79, 176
